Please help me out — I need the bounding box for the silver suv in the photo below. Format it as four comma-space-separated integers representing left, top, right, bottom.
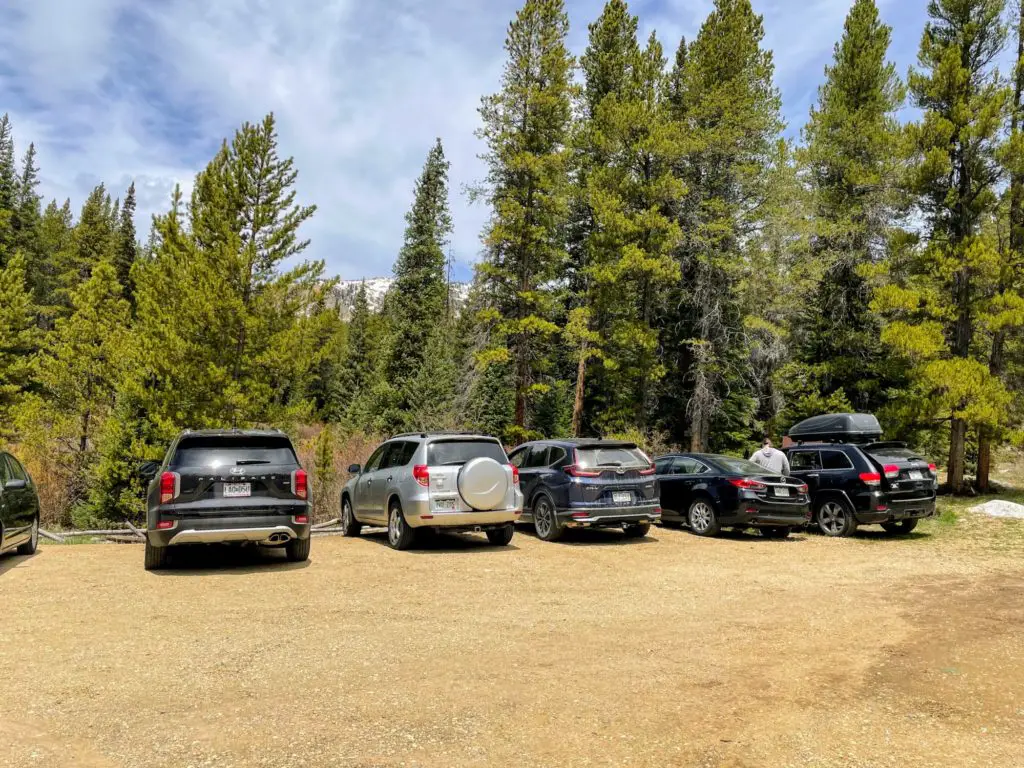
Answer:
340, 433, 523, 550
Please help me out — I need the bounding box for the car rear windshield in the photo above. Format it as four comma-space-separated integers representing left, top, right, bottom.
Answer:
427, 440, 508, 466
575, 446, 649, 468
714, 456, 773, 475
170, 436, 298, 469
867, 446, 926, 462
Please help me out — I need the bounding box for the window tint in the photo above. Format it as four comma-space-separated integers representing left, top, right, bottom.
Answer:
713, 456, 769, 475
509, 448, 528, 468
170, 436, 297, 469
576, 446, 648, 468
548, 447, 567, 466
6, 455, 27, 481
867, 446, 924, 462
821, 450, 853, 470
0, 455, 11, 484
674, 458, 709, 475
363, 445, 387, 472
381, 441, 417, 469
525, 445, 551, 468
655, 457, 674, 475
789, 451, 822, 471
427, 440, 508, 466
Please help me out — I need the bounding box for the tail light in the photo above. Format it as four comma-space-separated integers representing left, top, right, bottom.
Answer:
928, 463, 937, 473
728, 477, 766, 490
859, 472, 881, 487
294, 514, 309, 524
883, 464, 899, 480
798, 483, 809, 494
413, 464, 430, 487
292, 469, 308, 500
638, 463, 656, 476
156, 520, 174, 530
510, 465, 520, 486
159, 471, 179, 504
565, 449, 601, 478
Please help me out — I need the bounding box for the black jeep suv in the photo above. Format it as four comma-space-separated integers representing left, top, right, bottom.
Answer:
143, 429, 312, 570
784, 414, 938, 537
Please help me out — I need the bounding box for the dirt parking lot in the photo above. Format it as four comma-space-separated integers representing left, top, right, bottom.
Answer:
2, 519, 1023, 767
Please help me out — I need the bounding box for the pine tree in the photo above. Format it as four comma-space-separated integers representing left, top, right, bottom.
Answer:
797, 0, 906, 413
874, 0, 1010, 493
33, 199, 73, 323
476, 0, 576, 441
58, 184, 116, 307
576, 1, 683, 433
340, 282, 381, 427
380, 139, 453, 430
115, 181, 138, 302
0, 253, 38, 436
0, 114, 15, 263
663, 0, 784, 450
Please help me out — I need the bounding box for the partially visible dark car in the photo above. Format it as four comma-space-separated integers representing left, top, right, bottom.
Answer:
655, 453, 811, 539
509, 440, 660, 541
143, 429, 312, 570
0, 451, 40, 557
783, 414, 938, 537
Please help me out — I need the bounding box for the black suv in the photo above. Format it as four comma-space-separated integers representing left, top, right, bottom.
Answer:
0, 451, 40, 558
784, 414, 938, 537
508, 440, 660, 541
143, 429, 312, 570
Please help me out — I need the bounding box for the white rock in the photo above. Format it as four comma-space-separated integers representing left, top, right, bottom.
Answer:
971, 500, 1024, 519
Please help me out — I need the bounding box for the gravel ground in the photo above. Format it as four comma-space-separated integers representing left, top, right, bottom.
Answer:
1, 519, 1022, 767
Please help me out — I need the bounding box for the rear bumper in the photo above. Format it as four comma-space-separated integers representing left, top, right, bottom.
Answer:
407, 506, 521, 530
719, 500, 811, 528
557, 503, 661, 527
148, 513, 311, 548
855, 497, 937, 525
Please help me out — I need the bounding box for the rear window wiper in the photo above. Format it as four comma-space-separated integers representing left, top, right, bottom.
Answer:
235, 459, 271, 465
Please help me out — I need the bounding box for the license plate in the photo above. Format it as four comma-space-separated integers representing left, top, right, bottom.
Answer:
909, 470, 923, 480
434, 498, 457, 511
612, 491, 632, 504
774, 487, 791, 497
223, 483, 251, 498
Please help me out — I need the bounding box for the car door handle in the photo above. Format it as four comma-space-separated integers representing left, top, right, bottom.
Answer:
807, 473, 819, 478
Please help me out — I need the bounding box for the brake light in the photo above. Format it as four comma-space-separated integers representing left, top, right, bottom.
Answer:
565, 465, 602, 478
292, 469, 308, 500
798, 484, 809, 494
883, 464, 899, 480
294, 514, 309, 524
156, 520, 174, 530
728, 477, 766, 490
928, 463, 937, 473
859, 472, 881, 486
639, 464, 656, 476
413, 464, 429, 487
159, 471, 179, 504
510, 465, 520, 485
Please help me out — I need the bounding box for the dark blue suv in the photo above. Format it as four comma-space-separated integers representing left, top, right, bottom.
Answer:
508, 440, 661, 541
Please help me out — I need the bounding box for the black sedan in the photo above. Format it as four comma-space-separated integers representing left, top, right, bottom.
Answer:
655, 453, 811, 538
0, 450, 40, 557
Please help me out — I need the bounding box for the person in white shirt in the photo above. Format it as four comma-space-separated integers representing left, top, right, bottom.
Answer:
750, 437, 791, 475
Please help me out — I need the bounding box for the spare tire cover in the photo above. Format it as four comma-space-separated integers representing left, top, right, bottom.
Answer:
458, 457, 509, 511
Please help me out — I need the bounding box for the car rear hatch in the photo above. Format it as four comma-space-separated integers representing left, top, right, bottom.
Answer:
566, 443, 657, 507
864, 442, 937, 506
423, 438, 515, 512
712, 456, 808, 506
161, 434, 307, 517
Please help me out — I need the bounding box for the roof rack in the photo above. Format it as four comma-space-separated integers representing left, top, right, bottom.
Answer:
387, 430, 484, 440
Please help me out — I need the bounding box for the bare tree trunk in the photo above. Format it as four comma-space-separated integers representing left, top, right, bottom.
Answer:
572, 347, 586, 438
948, 418, 968, 494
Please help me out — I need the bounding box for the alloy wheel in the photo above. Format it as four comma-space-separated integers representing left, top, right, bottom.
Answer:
388, 508, 402, 546
818, 502, 847, 535
31, 517, 38, 549
341, 501, 353, 534
689, 502, 713, 533
534, 499, 554, 538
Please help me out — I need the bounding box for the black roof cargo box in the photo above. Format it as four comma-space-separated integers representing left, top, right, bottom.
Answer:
788, 413, 882, 444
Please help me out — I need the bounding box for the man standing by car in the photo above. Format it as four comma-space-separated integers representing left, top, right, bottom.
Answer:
750, 438, 791, 475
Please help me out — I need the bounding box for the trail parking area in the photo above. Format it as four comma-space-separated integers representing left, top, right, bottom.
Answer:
2, 520, 1023, 767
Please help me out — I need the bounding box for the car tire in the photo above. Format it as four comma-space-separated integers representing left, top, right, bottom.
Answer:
486, 524, 515, 546
340, 497, 362, 538
17, 516, 39, 555
387, 502, 416, 551
816, 498, 858, 537
144, 540, 169, 571
623, 522, 651, 539
881, 519, 919, 535
286, 535, 311, 562
532, 496, 564, 542
760, 526, 790, 539
687, 498, 721, 537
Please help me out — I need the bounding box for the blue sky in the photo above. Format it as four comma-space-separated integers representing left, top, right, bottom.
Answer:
0, 1, 941, 281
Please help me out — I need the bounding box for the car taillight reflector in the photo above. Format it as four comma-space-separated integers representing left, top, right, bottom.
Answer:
859, 472, 881, 486
571, 512, 589, 519
159, 471, 179, 504
639, 464, 656, 476
156, 520, 174, 530
413, 465, 429, 487
565, 465, 602, 478
883, 464, 899, 480
928, 463, 937, 473
292, 469, 308, 500
728, 477, 766, 490
294, 514, 309, 524
510, 465, 520, 485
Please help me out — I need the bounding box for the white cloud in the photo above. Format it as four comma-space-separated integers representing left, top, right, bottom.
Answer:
0, 0, 933, 280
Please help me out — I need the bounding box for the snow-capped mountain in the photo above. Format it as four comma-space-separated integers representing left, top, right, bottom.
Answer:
326, 278, 471, 319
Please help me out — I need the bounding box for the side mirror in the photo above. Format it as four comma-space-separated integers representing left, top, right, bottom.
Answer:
347, 464, 361, 474
5, 479, 27, 490
139, 461, 161, 481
